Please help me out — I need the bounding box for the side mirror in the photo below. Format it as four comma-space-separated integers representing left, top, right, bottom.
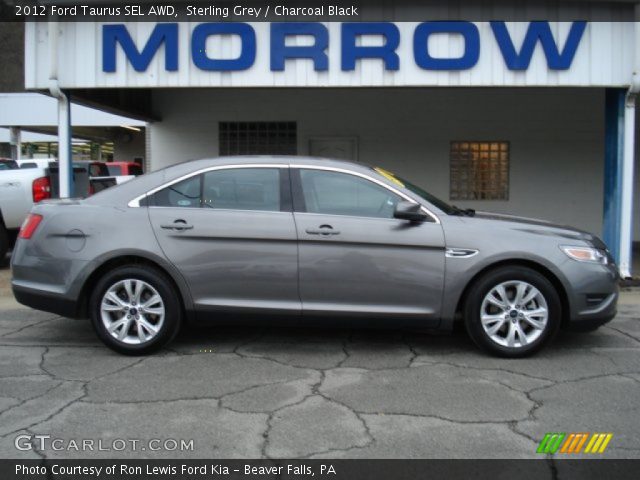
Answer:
393, 201, 428, 222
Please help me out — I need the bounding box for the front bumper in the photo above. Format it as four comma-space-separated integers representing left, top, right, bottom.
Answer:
564, 260, 619, 330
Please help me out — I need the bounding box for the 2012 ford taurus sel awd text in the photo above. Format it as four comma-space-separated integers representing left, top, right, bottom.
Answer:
11, 157, 619, 357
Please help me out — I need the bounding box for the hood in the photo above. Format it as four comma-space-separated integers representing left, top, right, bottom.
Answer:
467, 211, 607, 249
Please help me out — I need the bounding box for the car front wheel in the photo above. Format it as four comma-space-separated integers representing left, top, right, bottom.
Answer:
89, 265, 182, 355
464, 266, 561, 357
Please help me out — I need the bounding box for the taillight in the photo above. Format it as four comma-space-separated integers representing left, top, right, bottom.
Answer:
19, 214, 43, 239
88, 183, 95, 196
32, 176, 51, 203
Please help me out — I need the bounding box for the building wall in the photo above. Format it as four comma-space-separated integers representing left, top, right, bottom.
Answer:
0, 23, 24, 93
149, 87, 639, 240
112, 129, 145, 163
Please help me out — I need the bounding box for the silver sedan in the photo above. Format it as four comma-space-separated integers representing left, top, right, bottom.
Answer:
11, 157, 619, 357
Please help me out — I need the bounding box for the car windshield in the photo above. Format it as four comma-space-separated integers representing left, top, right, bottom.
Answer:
372, 167, 458, 215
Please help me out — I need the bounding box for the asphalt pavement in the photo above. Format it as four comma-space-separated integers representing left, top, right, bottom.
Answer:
0, 266, 639, 460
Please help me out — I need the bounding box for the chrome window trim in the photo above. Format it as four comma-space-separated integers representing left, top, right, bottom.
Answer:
129, 162, 441, 224
143, 206, 292, 215
291, 164, 441, 224
127, 163, 288, 208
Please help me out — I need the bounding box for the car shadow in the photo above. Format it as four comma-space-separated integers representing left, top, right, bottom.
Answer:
165, 318, 634, 360
169, 322, 481, 358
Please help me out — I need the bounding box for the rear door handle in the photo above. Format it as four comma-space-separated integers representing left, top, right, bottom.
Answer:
161, 220, 193, 231
305, 225, 340, 236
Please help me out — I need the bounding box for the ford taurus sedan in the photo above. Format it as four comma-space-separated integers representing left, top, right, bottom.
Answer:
11, 157, 619, 357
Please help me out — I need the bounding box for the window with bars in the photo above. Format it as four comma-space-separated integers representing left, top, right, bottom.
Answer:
450, 141, 510, 201
219, 122, 297, 156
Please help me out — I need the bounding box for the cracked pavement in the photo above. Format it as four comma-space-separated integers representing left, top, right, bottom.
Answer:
0, 268, 639, 459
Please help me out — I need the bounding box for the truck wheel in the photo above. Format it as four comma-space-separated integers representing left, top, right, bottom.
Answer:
89, 265, 182, 355
464, 266, 561, 358
0, 223, 8, 266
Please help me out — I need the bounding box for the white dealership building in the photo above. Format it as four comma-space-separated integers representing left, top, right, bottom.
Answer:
22, 1, 640, 275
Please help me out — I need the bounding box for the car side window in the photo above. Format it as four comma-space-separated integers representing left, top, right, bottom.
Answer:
151, 175, 202, 208
299, 169, 401, 219
202, 168, 280, 212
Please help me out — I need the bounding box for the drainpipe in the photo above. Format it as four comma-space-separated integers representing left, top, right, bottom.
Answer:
618, 9, 640, 278
48, 21, 72, 198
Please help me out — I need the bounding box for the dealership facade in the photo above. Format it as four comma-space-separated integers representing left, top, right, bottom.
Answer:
21, 3, 640, 275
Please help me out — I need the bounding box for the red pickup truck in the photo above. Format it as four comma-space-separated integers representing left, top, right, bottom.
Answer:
106, 161, 144, 176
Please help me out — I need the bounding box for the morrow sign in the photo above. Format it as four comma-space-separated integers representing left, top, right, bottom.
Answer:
103, 21, 587, 73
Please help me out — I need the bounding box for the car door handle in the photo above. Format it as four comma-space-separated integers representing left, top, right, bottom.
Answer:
305, 225, 340, 236
161, 220, 193, 231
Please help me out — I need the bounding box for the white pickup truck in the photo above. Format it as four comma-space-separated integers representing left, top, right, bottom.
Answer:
0, 160, 137, 259
0, 162, 51, 259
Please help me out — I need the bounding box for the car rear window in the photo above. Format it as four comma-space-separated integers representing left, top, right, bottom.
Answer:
150, 175, 202, 208
90, 164, 109, 176
107, 165, 122, 176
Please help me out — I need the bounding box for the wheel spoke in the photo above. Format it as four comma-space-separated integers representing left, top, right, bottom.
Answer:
141, 306, 164, 316
101, 302, 125, 312
142, 294, 162, 309
506, 322, 516, 347
514, 322, 528, 346
139, 316, 159, 333
520, 288, 539, 307
107, 317, 128, 333
482, 313, 506, 336
487, 289, 508, 309
524, 307, 547, 318
118, 318, 132, 340
123, 280, 135, 302
133, 280, 143, 303
523, 314, 546, 330
486, 319, 506, 336
496, 285, 510, 307
105, 291, 127, 309
514, 283, 528, 306
136, 321, 147, 342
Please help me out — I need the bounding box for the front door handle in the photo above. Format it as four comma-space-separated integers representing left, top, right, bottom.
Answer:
161, 220, 193, 231
305, 225, 340, 236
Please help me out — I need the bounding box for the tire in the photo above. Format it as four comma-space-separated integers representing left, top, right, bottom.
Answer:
0, 223, 8, 266
89, 265, 182, 355
464, 266, 561, 358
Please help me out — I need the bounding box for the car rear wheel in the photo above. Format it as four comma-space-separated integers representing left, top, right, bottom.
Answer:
90, 265, 181, 355
464, 266, 561, 357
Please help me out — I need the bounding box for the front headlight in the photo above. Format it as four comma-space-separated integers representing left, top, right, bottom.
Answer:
561, 246, 608, 265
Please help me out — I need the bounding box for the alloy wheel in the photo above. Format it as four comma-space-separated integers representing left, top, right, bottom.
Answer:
480, 280, 548, 348
100, 279, 166, 345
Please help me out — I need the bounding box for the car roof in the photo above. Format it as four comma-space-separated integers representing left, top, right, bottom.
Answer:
165, 155, 375, 175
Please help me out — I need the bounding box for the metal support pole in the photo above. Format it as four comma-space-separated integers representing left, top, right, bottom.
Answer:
56, 91, 72, 198
618, 92, 636, 278
9, 127, 21, 161
619, 8, 640, 277
48, 20, 73, 198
